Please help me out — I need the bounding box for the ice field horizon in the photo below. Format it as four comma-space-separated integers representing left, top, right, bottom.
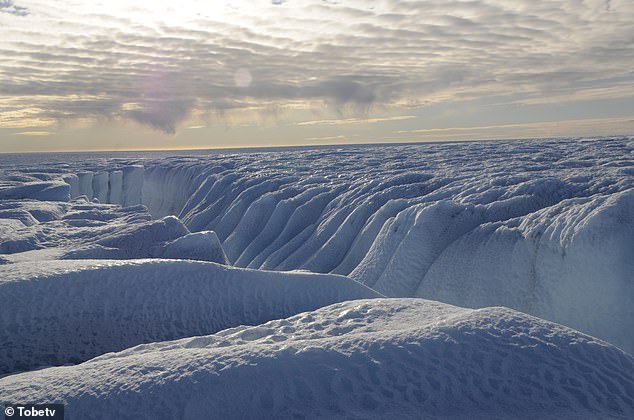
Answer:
0, 135, 633, 418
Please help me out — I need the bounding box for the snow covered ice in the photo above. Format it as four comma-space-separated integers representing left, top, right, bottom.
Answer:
1, 136, 633, 418
1, 299, 632, 419
0, 259, 378, 375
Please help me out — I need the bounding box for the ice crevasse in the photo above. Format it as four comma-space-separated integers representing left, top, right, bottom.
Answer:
1, 138, 633, 353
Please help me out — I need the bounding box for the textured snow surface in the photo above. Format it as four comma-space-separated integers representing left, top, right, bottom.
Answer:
0, 259, 379, 375
1, 299, 632, 420
0, 198, 228, 264
2, 137, 631, 352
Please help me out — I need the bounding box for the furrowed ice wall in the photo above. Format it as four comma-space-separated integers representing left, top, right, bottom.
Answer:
48, 138, 634, 353
62, 163, 207, 217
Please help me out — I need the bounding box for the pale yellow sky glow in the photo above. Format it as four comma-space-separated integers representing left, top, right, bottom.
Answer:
12, 131, 53, 136
0, 0, 633, 152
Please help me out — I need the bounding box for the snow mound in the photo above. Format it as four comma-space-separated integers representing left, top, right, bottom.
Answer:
160, 231, 228, 264
0, 181, 70, 202
0, 200, 228, 264
0, 201, 69, 254
61, 215, 227, 263
1, 299, 632, 419
0, 260, 379, 375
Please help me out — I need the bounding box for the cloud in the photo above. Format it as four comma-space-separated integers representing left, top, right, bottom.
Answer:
13, 131, 53, 136
0, 0, 632, 135
124, 98, 195, 134
313, 78, 376, 107
0, 0, 28, 16
304, 135, 347, 142
297, 115, 416, 126
393, 116, 634, 140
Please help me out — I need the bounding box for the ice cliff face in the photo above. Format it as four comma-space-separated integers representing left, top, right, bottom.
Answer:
1, 137, 633, 353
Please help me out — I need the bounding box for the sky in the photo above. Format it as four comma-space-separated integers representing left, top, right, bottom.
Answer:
0, 0, 633, 152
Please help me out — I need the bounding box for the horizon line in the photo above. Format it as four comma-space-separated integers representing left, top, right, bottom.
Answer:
1, 134, 632, 155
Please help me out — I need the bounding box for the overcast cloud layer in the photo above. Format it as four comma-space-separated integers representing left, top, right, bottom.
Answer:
0, 0, 633, 145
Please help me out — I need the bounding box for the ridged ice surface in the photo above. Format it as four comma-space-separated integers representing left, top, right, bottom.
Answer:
1, 299, 632, 420
1, 137, 633, 353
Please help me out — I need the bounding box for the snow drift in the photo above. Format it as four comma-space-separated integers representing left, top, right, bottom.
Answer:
1, 299, 632, 419
0, 259, 379, 375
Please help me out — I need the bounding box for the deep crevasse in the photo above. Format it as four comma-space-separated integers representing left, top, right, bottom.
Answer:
4, 137, 633, 353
